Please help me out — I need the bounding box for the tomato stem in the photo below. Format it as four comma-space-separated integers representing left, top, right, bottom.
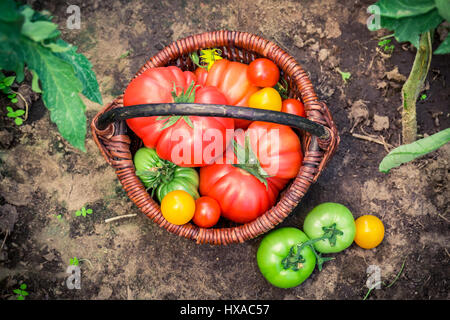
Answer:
282, 224, 342, 272
135, 160, 177, 195
157, 81, 198, 130
232, 133, 271, 189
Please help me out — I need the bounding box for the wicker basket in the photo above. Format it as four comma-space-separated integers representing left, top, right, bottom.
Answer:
91, 30, 339, 244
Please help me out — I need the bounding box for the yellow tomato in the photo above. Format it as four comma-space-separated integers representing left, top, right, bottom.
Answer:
354, 215, 385, 249
248, 87, 282, 111
160, 190, 195, 225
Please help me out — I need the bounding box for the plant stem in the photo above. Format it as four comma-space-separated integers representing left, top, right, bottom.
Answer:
401, 31, 433, 144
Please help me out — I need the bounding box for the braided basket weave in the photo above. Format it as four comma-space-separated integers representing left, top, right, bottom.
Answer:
91, 30, 339, 244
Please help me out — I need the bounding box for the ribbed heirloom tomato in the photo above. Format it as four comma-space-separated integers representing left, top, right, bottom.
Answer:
205, 59, 260, 129
123, 66, 234, 167
199, 121, 303, 223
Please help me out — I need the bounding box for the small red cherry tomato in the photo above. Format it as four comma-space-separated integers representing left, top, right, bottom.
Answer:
193, 196, 221, 228
281, 99, 306, 118
247, 58, 280, 87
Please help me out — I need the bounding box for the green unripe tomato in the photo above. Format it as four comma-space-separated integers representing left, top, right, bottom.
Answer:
134, 147, 200, 203
257, 227, 316, 289
303, 202, 356, 253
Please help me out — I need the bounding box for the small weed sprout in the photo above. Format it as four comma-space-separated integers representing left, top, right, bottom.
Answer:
75, 207, 93, 217
13, 283, 29, 300
70, 257, 79, 266
336, 68, 351, 83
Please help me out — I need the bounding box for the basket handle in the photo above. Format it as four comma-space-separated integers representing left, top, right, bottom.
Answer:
95, 103, 331, 140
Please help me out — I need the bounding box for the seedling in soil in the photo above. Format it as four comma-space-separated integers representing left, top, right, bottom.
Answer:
75, 207, 93, 217
56, 214, 62, 220
5, 106, 25, 125
419, 93, 427, 101
13, 283, 29, 300
70, 257, 79, 266
336, 68, 351, 83
378, 38, 395, 54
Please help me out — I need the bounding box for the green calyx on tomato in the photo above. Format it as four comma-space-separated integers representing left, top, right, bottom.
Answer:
257, 224, 344, 289
134, 147, 200, 203
232, 133, 271, 189
257, 228, 317, 289
274, 78, 289, 99
156, 81, 198, 130
281, 226, 339, 272
303, 202, 356, 254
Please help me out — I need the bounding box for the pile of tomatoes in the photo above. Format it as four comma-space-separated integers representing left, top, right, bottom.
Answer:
257, 203, 385, 288
125, 49, 308, 228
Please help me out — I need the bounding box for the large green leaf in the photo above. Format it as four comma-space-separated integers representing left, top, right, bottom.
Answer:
376, 0, 437, 19
54, 39, 103, 105
379, 128, 450, 173
20, 38, 87, 151
0, 0, 22, 22
435, 33, 450, 54
435, 0, 450, 22
380, 9, 443, 48
0, 37, 25, 82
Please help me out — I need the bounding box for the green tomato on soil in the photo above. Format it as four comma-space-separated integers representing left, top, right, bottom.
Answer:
133, 147, 200, 203
257, 227, 316, 289
303, 202, 356, 253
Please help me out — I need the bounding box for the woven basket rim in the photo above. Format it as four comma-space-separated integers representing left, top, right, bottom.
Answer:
91, 30, 339, 245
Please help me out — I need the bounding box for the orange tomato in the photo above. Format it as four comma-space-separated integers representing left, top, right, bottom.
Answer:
160, 190, 196, 225
248, 87, 282, 112
354, 215, 385, 249
205, 59, 259, 105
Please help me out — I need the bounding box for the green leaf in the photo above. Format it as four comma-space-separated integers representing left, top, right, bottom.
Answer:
3, 76, 15, 86
20, 284, 27, 290
375, 0, 437, 19
379, 9, 443, 48
14, 117, 23, 125
6, 106, 13, 113
379, 128, 450, 173
10, 97, 18, 103
75, 210, 81, 216
435, 0, 450, 22
20, 38, 87, 151
0, 0, 22, 22
21, 291, 29, 296
86, 208, 93, 214
30, 69, 42, 93
21, 20, 59, 42
13, 289, 22, 294
435, 33, 450, 54
54, 39, 103, 105
41, 41, 72, 53
14, 109, 25, 116
16, 295, 25, 300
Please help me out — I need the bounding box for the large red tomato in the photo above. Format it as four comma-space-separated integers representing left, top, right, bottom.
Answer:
199, 122, 303, 223
123, 66, 234, 167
